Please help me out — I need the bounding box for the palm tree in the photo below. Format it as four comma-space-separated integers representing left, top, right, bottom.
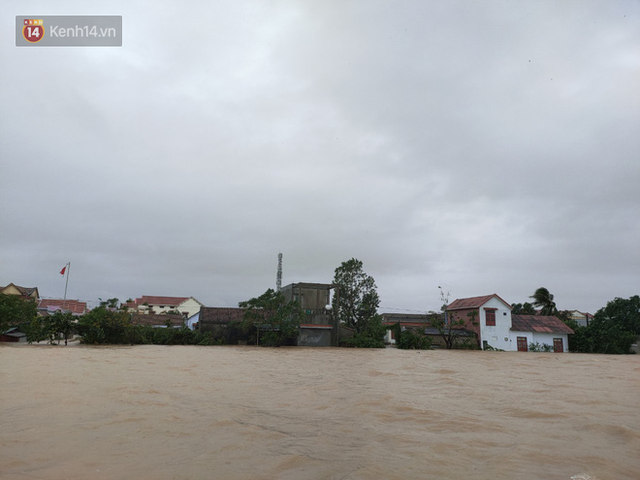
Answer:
530, 287, 558, 316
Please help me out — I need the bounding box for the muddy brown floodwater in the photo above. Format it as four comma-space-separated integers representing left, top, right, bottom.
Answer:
1, 344, 639, 480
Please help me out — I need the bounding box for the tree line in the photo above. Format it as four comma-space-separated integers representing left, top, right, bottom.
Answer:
2, 274, 638, 353
512, 287, 639, 354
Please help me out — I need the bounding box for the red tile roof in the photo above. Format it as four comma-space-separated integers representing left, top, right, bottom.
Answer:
447, 294, 511, 311
511, 315, 574, 334
199, 307, 245, 325
132, 313, 185, 327
38, 299, 87, 315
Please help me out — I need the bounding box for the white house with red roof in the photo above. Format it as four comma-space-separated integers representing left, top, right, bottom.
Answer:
447, 294, 573, 352
126, 295, 203, 318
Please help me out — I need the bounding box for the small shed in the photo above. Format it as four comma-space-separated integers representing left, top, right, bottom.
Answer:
1, 327, 27, 343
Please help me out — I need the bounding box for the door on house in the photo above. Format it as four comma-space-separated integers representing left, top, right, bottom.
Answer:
553, 338, 564, 352
517, 336, 528, 352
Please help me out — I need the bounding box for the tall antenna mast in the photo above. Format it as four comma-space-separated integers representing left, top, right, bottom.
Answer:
276, 253, 283, 292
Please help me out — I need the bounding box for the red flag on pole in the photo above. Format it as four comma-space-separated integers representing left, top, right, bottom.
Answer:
60, 266, 66, 275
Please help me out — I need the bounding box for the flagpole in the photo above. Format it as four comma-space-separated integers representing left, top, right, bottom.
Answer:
63, 262, 70, 306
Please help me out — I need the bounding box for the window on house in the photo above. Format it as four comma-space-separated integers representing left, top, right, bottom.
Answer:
485, 308, 496, 326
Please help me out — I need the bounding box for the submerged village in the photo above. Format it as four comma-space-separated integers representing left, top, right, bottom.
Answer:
1, 258, 638, 354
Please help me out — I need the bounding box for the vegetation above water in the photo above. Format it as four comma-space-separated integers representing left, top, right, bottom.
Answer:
1, 282, 638, 352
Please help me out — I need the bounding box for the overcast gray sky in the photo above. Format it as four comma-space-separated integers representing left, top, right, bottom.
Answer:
1, 0, 638, 314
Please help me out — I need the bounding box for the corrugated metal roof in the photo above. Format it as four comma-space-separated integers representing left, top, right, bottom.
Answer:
511, 315, 574, 334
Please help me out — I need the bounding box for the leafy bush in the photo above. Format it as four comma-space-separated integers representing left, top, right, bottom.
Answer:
528, 342, 554, 352
455, 337, 481, 350
396, 328, 432, 350
341, 314, 386, 348
0, 294, 38, 334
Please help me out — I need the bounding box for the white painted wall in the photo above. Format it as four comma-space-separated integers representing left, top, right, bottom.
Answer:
510, 331, 569, 352
186, 311, 199, 330
479, 297, 514, 351
177, 298, 203, 318
532, 332, 568, 352
384, 329, 396, 345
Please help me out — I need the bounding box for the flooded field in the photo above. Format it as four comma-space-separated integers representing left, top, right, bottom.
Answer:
1, 344, 639, 480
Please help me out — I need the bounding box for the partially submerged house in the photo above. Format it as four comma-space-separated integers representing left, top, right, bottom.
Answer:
198, 307, 245, 331
447, 294, 573, 352
381, 312, 476, 348
1, 284, 39, 343
197, 283, 341, 346
381, 313, 434, 345
281, 282, 334, 347
511, 314, 574, 352
0, 327, 27, 343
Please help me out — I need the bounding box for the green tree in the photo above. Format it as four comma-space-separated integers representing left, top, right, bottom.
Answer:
511, 302, 536, 315
529, 287, 558, 316
566, 296, 639, 354
50, 311, 76, 345
395, 324, 432, 350
0, 294, 38, 333
588, 317, 636, 354
239, 289, 304, 346
25, 315, 53, 343
594, 295, 640, 335
343, 313, 386, 348
332, 258, 380, 334
99, 298, 120, 309
76, 306, 132, 344
433, 309, 478, 349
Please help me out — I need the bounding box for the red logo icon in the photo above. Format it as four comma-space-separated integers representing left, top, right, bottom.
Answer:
23, 19, 44, 43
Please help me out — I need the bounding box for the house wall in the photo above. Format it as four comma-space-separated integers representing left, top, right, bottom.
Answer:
281, 283, 330, 310
298, 327, 332, 347
447, 307, 481, 343
281, 283, 332, 326
138, 304, 180, 315
1, 284, 38, 300
531, 332, 569, 352
510, 331, 569, 352
186, 312, 199, 330
478, 297, 514, 351
177, 298, 202, 318
569, 311, 591, 327
1, 285, 22, 295
384, 329, 395, 345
